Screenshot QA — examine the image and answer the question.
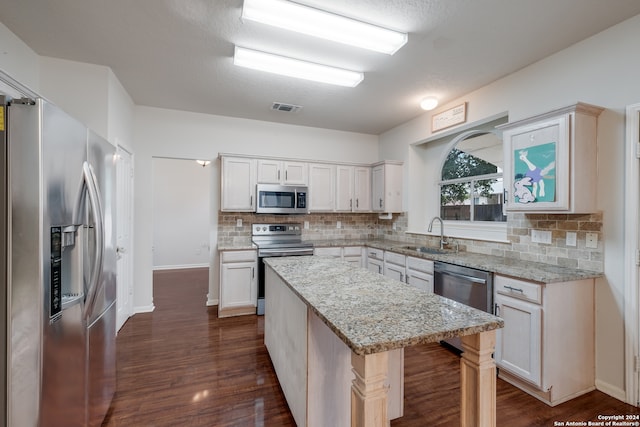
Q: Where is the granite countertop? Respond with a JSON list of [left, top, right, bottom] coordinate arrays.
[[264, 256, 504, 356], [218, 236, 603, 284], [312, 238, 602, 284]]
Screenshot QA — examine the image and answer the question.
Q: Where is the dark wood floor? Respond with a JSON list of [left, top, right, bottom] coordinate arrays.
[[103, 268, 639, 426]]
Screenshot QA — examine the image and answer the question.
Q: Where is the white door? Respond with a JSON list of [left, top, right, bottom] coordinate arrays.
[[116, 146, 134, 332]]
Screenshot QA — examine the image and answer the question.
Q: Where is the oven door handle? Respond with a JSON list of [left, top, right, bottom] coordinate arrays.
[[259, 248, 314, 257], [436, 269, 487, 285]]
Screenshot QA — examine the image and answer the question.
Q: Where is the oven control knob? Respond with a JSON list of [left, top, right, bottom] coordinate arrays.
[[262, 227, 267, 231], [294, 226, 300, 230], [255, 226, 260, 232]]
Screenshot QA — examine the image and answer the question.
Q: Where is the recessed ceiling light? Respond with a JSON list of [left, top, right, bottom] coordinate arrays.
[[234, 46, 364, 87], [420, 97, 439, 111], [242, 0, 408, 55]]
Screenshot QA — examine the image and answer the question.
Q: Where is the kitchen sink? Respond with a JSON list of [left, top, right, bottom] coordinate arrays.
[[395, 245, 450, 255]]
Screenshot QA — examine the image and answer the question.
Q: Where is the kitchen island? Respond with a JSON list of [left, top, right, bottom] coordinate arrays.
[[264, 256, 504, 427]]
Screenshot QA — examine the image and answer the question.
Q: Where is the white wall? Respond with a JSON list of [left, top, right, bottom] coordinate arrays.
[[152, 158, 211, 269], [0, 22, 39, 93], [132, 106, 379, 310], [380, 13, 640, 401]]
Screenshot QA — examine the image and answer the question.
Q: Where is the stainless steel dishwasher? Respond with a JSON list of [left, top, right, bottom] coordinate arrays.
[[433, 261, 493, 352]]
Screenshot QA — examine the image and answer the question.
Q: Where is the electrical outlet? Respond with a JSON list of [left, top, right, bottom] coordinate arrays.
[[566, 231, 577, 247], [236, 218, 243, 227], [585, 232, 598, 248], [531, 229, 552, 244], [336, 221, 342, 229]]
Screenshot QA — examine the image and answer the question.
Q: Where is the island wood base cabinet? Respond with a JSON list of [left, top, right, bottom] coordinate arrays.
[[494, 274, 595, 406], [265, 262, 500, 427], [264, 266, 404, 426]]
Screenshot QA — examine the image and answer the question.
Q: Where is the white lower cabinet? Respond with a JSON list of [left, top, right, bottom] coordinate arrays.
[[494, 292, 542, 386], [493, 274, 595, 406], [383, 251, 406, 282], [406, 256, 434, 293], [367, 249, 434, 292], [315, 246, 363, 267], [219, 250, 257, 318], [342, 246, 364, 267], [366, 248, 384, 274], [313, 247, 342, 258]]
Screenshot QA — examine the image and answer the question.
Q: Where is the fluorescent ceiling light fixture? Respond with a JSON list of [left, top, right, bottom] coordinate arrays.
[[234, 46, 364, 87], [242, 0, 408, 55]]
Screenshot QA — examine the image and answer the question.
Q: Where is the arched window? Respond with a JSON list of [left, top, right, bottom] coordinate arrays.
[[439, 130, 506, 222]]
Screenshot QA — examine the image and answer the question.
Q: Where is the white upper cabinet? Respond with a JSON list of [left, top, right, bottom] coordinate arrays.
[[335, 165, 354, 212], [372, 161, 403, 213], [354, 167, 372, 212], [308, 163, 335, 212], [336, 165, 372, 212], [220, 154, 398, 213], [257, 159, 307, 185], [501, 103, 603, 213], [221, 156, 256, 211]]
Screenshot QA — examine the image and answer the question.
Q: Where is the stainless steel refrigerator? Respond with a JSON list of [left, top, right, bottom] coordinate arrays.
[[1, 96, 117, 427]]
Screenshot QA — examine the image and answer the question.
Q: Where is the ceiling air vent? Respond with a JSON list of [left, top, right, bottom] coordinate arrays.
[[271, 102, 303, 113]]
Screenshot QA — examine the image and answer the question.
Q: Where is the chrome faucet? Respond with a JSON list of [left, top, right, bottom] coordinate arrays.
[[428, 216, 448, 249]]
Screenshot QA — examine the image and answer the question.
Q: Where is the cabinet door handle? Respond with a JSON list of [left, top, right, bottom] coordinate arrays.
[[378, 265, 382, 274], [350, 199, 353, 209], [494, 303, 500, 316], [285, 170, 288, 181], [400, 273, 404, 282], [250, 195, 253, 207], [379, 198, 383, 208], [356, 199, 359, 209], [504, 285, 524, 293], [278, 170, 281, 181], [252, 267, 255, 279]]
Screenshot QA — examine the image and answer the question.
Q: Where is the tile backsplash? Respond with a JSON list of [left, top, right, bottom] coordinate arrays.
[[218, 211, 603, 272]]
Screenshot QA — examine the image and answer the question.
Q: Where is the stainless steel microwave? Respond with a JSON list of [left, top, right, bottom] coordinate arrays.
[[256, 184, 308, 214]]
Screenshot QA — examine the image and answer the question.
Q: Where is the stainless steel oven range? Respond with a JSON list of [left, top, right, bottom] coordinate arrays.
[[252, 223, 314, 315]]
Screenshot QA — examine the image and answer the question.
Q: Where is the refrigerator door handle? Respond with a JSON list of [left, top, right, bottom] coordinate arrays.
[[81, 161, 105, 320]]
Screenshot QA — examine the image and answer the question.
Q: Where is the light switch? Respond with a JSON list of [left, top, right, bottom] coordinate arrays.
[[236, 218, 243, 227], [585, 232, 598, 248]]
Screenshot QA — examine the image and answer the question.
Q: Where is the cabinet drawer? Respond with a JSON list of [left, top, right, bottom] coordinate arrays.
[[384, 251, 405, 266], [406, 256, 434, 274], [495, 275, 542, 304], [221, 250, 257, 263], [367, 248, 384, 261], [343, 246, 363, 257], [314, 247, 342, 257]]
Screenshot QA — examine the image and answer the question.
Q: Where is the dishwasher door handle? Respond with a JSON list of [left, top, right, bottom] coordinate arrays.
[[436, 269, 487, 284]]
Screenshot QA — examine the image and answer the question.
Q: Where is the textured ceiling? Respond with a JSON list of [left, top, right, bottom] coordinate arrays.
[[1, 0, 640, 134]]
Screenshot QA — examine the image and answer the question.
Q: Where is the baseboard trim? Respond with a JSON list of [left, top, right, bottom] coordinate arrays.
[[207, 298, 219, 307], [134, 304, 155, 314], [595, 379, 627, 403]]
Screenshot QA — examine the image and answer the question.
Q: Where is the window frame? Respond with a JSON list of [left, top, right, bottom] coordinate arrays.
[[436, 128, 508, 241]]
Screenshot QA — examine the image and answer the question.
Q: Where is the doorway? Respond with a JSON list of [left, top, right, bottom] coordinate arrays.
[[116, 146, 134, 331], [151, 157, 211, 306]]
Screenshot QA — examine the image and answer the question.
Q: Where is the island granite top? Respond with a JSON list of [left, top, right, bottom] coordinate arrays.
[[264, 256, 504, 356]]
